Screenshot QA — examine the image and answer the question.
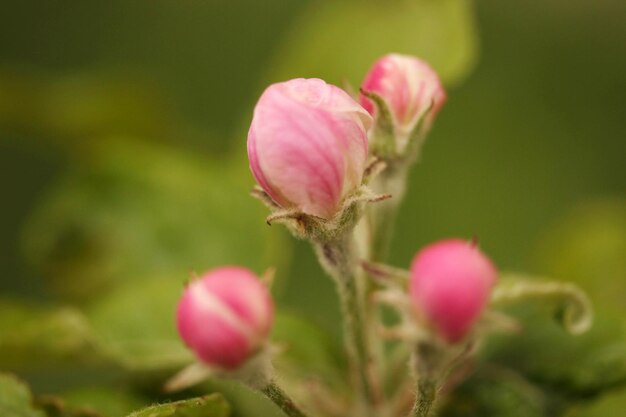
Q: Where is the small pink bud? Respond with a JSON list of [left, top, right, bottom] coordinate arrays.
[[409, 239, 497, 343], [248, 78, 372, 219], [360, 54, 446, 135], [176, 267, 274, 369]]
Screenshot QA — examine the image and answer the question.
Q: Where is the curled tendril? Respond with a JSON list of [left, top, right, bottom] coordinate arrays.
[[491, 274, 593, 335]]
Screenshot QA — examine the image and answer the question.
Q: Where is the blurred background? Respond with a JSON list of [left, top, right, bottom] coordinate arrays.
[[1, 0, 625, 416]]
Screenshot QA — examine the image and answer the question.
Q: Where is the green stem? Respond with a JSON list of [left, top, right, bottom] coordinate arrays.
[[369, 162, 409, 262], [261, 382, 310, 417], [314, 236, 379, 413], [409, 341, 443, 417], [411, 379, 436, 417]]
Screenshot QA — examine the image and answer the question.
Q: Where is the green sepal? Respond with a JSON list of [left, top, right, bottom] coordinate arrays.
[[254, 185, 389, 244], [360, 89, 397, 159], [492, 274, 593, 335], [403, 101, 435, 163]]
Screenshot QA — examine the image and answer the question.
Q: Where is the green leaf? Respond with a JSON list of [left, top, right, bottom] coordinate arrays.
[[61, 387, 147, 417], [0, 300, 100, 370], [0, 373, 46, 417], [35, 395, 105, 417], [272, 311, 347, 389], [21, 138, 289, 302], [566, 388, 626, 417], [264, 0, 478, 87], [125, 394, 229, 417], [533, 199, 626, 316], [483, 305, 626, 402], [86, 277, 193, 371], [440, 369, 550, 417], [471, 199, 626, 412], [0, 281, 186, 373], [195, 381, 282, 417], [0, 69, 180, 146]]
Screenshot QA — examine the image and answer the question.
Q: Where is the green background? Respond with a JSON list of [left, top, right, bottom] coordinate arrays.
[[1, 0, 625, 416]]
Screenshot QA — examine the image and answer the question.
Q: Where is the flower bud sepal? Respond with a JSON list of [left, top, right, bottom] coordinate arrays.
[[252, 168, 390, 244], [165, 345, 311, 417], [360, 88, 435, 164], [359, 89, 435, 262], [164, 342, 277, 393]]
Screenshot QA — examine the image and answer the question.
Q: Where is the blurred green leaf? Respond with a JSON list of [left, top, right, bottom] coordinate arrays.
[[565, 388, 626, 417], [35, 395, 104, 417], [196, 381, 282, 417], [0, 300, 100, 370], [61, 387, 146, 417], [21, 138, 288, 302], [86, 277, 192, 371], [3, 138, 291, 376], [464, 199, 626, 413], [0, 70, 180, 147], [533, 199, 626, 317], [0, 289, 185, 388], [0, 373, 45, 417], [272, 311, 347, 390], [125, 394, 229, 417], [265, 0, 478, 87], [485, 309, 626, 401], [440, 368, 550, 417]]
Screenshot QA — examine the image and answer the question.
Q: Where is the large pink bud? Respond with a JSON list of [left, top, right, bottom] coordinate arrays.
[[176, 267, 274, 369], [360, 54, 446, 137], [409, 239, 497, 343], [248, 78, 372, 219]]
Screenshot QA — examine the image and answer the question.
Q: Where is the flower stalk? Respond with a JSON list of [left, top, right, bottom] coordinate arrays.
[[262, 382, 312, 417], [409, 340, 444, 417], [368, 160, 410, 262], [314, 235, 380, 413]]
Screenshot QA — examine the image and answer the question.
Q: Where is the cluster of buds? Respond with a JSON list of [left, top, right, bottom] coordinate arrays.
[[247, 55, 446, 233], [168, 53, 592, 417]]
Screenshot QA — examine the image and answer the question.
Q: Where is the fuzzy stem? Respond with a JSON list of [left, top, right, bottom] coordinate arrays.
[[369, 161, 409, 262], [364, 161, 410, 413], [262, 382, 311, 417], [409, 341, 444, 417], [411, 379, 436, 417], [314, 236, 379, 413]]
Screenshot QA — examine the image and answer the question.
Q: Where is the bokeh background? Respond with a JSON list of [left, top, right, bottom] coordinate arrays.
[[1, 1, 625, 416]]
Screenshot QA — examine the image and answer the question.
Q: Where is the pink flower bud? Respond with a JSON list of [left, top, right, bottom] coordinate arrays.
[[248, 78, 372, 219], [409, 239, 497, 343], [360, 54, 446, 136], [176, 267, 274, 369]]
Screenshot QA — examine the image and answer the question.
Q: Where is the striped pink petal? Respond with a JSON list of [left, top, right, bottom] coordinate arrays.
[[361, 54, 446, 137], [176, 266, 274, 369], [248, 78, 371, 219]]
